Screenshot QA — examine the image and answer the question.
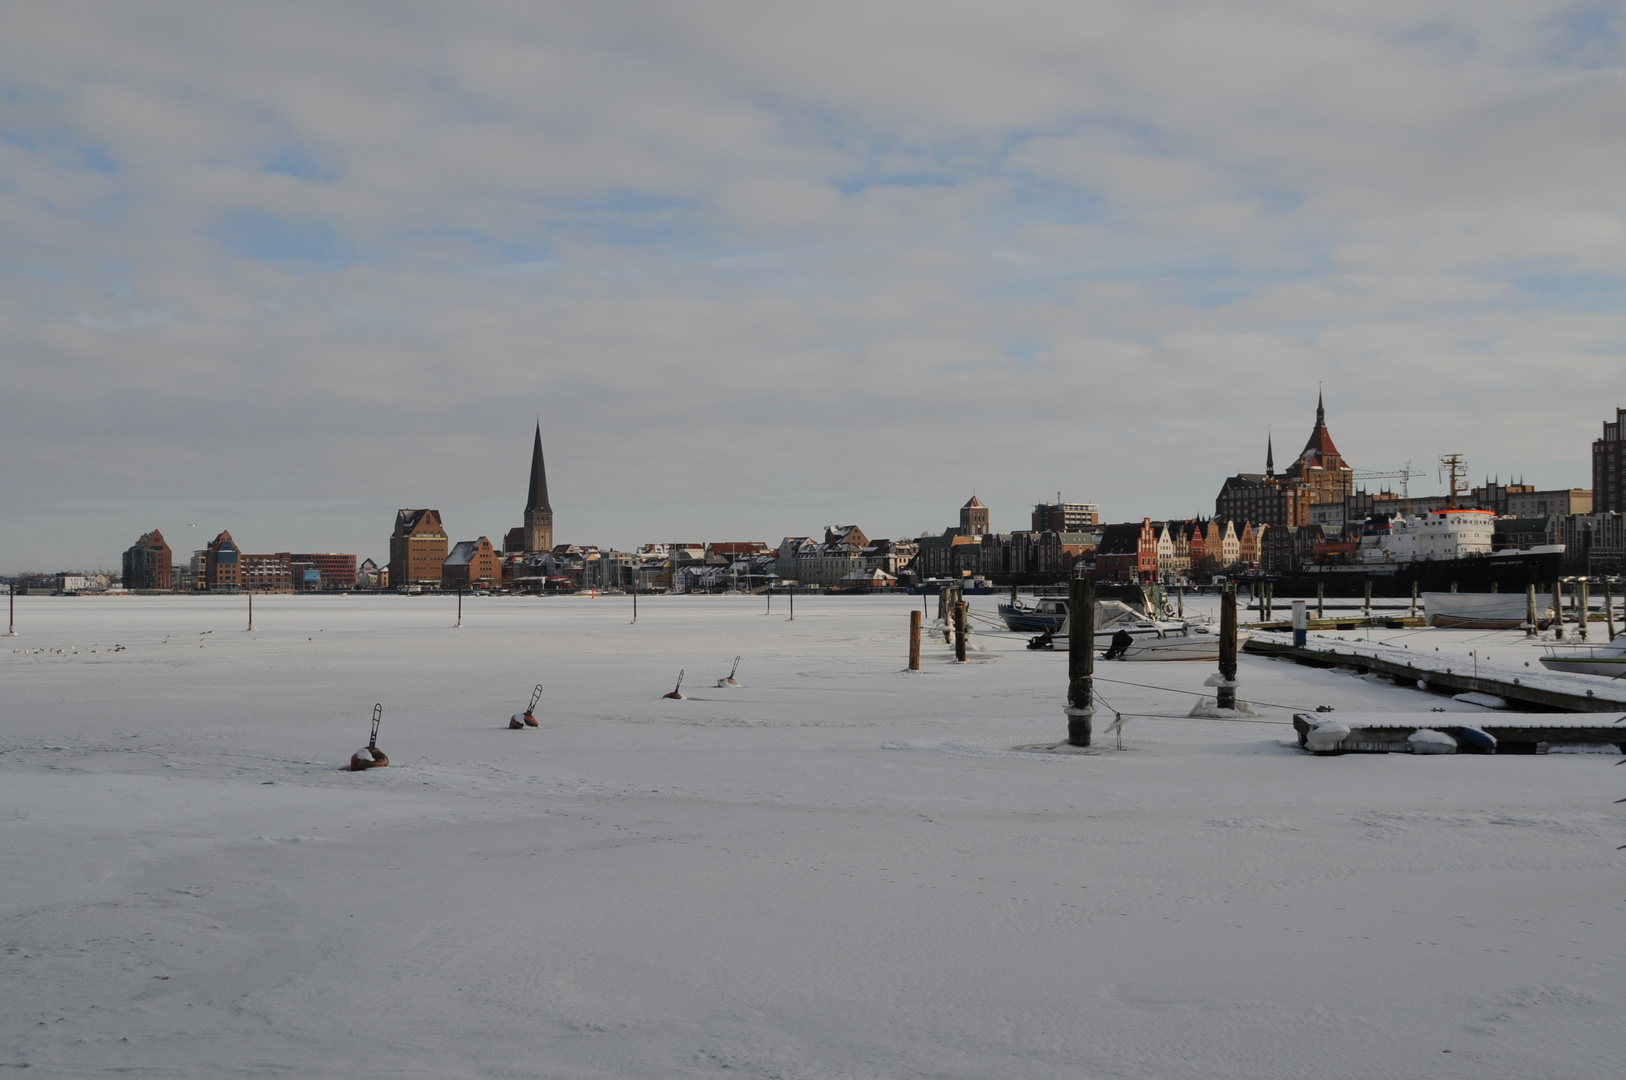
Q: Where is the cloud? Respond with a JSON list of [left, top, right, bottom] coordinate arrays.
[[1, 2, 1623, 568]]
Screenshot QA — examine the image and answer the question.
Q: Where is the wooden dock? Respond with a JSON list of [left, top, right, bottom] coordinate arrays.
[[1290, 712, 1626, 754], [1244, 634, 1626, 713]]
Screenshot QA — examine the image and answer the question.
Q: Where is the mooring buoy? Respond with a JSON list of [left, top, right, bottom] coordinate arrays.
[[350, 704, 389, 771], [663, 669, 685, 700]]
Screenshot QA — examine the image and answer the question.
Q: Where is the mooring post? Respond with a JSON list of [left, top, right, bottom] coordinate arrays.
[[457, 589, 463, 628], [247, 591, 254, 632], [937, 586, 947, 625], [1292, 599, 1307, 648], [1526, 584, 1538, 636], [1607, 580, 1616, 640], [789, 590, 794, 621], [8, 583, 15, 636], [1316, 582, 1324, 620], [632, 584, 638, 624], [1410, 581, 1417, 618], [908, 609, 922, 671], [766, 589, 771, 614], [953, 601, 968, 662], [1363, 581, 1372, 619], [1552, 580, 1564, 639], [1066, 578, 1094, 746], [1217, 586, 1238, 710], [1177, 586, 1184, 618], [1010, 582, 1018, 607], [1579, 580, 1590, 641]]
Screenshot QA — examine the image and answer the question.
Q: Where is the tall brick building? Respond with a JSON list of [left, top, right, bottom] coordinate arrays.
[[1594, 406, 1626, 514], [959, 496, 989, 536], [390, 509, 449, 586], [122, 529, 173, 590], [205, 530, 241, 590]]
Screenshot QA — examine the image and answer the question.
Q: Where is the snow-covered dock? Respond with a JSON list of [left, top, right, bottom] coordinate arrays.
[[1246, 630, 1626, 713]]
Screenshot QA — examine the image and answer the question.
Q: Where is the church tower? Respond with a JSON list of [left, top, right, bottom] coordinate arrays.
[[523, 422, 554, 553]]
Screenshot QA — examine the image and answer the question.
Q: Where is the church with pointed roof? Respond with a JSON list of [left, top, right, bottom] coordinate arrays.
[[520, 422, 554, 554], [1214, 393, 1353, 528]]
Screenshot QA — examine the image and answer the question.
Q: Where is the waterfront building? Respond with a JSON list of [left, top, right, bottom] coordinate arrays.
[[390, 509, 449, 586], [205, 530, 241, 590], [122, 529, 173, 591], [240, 553, 294, 592], [444, 536, 503, 590], [289, 553, 358, 590], [1031, 500, 1098, 532], [959, 497, 989, 537]]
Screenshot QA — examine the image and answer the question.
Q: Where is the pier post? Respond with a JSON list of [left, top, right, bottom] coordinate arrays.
[[247, 591, 254, 632], [1317, 582, 1324, 620], [632, 584, 638, 624], [1552, 580, 1564, 639], [1579, 580, 1589, 641], [1363, 581, 1372, 619], [1066, 578, 1094, 746], [1177, 587, 1184, 618], [1410, 581, 1418, 618], [908, 609, 922, 671], [1526, 584, 1538, 636], [1265, 583, 1274, 622], [8, 583, 15, 636], [953, 601, 968, 662], [1217, 586, 1238, 710], [457, 589, 462, 628], [1292, 599, 1307, 648], [789, 590, 794, 622], [1607, 580, 1616, 640]]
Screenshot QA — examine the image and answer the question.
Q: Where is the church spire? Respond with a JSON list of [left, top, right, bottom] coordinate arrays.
[[1316, 388, 1325, 429], [525, 420, 551, 513], [1265, 431, 1275, 478]]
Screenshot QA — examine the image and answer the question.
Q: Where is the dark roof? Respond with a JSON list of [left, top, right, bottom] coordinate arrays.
[[1096, 523, 1147, 556], [526, 421, 551, 513], [1298, 391, 1344, 466]]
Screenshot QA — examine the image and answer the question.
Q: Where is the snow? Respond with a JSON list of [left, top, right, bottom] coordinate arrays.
[[3, 592, 1623, 1078]]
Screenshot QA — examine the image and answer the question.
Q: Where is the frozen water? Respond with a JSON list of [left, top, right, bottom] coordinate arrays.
[[1, 592, 1622, 1078]]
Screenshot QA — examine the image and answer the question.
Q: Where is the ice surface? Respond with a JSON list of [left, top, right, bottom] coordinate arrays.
[[2, 593, 1623, 1078]]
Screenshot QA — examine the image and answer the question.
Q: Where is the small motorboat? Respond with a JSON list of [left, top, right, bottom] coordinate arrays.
[[1537, 633, 1626, 677], [1114, 622, 1248, 662], [999, 596, 1069, 633]]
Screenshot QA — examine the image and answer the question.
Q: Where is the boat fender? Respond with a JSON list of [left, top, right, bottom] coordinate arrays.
[[1408, 729, 1457, 755], [1456, 726, 1497, 752], [1305, 719, 1351, 753]]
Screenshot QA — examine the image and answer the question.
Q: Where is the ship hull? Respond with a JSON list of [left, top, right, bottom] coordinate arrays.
[[1260, 549, 1563, 599]]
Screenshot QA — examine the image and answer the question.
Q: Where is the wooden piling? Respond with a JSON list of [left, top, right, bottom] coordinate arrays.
[[1608, 580, 1616, 640], [457, 589, 463, 628], [1177, 587, 1184, 618], [1526, 584, 1538, 636], [1363, 581, 1372, 618], [632, 584, 638, 624], [1579, 580, 1590, 641], [1316, 582, 1324, 619], [1067, 579, 1094, 746], [909, 610, 922, 671], [1217, 586, 1238, 710], [789, 590, 794, 621], [1410, 581, 1417, 618], [953, 601, 968, 662], [7, 583, 14, 637], [247, 591, 254, 632], [1552, 580, 1563, 638]]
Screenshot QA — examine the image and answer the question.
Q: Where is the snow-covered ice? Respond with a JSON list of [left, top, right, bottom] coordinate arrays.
[[2, 592, 1622, 1078]]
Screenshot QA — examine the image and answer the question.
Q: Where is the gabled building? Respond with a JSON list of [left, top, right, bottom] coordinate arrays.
[[1094, 520, 1158, 583], [390, 509, 449, 587], [205, 530, 241, 591], [122, 529, 173, 591], [444, 536, 503, 590]]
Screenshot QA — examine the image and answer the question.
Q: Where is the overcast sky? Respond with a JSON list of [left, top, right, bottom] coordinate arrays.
[[4, 2, 1624, 572]]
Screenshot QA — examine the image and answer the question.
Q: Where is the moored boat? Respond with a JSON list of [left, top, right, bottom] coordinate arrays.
[[1537, 634, 1626, 677], [1424, 591, 1553, 630]]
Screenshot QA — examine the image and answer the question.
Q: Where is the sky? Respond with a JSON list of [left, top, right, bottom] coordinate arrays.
[[3, 2, 1625, 572]]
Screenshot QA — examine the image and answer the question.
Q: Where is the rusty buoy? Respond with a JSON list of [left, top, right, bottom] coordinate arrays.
[[350, 704, 388, 771]]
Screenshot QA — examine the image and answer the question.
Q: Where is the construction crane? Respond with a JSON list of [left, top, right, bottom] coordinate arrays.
[[1351, 462, 1425, 515]]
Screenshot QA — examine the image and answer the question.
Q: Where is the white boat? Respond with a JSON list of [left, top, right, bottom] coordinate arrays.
[[1424, 591, 1553, 630], [1537, 634, 1626, 677], [1041, 604, 1242, 661], [1116, 622, 1248, 662]]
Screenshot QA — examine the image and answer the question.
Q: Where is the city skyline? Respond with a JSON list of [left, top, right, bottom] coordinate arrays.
[[3, 5, 1621, 570]]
